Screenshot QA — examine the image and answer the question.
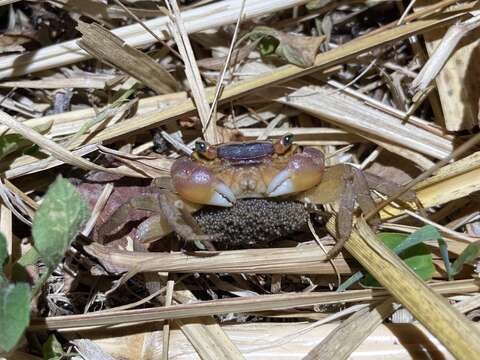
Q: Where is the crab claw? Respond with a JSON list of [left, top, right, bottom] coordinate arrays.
[[267, 147, 325, 197], [171, 158, 236, 207]]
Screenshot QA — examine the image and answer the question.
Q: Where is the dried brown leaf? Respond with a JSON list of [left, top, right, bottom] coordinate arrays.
[[76, 21, 178, 94]]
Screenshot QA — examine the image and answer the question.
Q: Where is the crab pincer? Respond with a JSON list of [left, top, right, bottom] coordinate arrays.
[[170, 158, 236, 207], [266, 147, 325, 197]]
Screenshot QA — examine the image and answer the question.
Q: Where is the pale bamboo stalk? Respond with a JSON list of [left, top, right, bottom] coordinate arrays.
[[68, 321, 468, 360], [304, 298, 399, 360], [0, 0, 309, 79], [28, 279, 479, 331], [174, 289, 245, 360]]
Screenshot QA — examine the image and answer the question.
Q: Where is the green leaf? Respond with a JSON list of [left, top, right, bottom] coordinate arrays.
[[338, 226, 440, 292], [336, 270, 364, 292], [438, 237, 453, 280], [0, 122, 51, 160], [451, 241, 480, 276], [0, 283, 31, 352], [0, 233, 7, 286], [360, 233, 434, 288], [42, 334, 64, 360], [0, 134, 30, 160], [390, 225, 440, 255], [12, 247, 40, 283], [32, 176, 89, 268]]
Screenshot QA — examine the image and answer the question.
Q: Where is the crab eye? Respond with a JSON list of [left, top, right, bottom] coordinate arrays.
[[195, 140, 208, 153], [194, 140, 217, 160], [281, 133, 294, 147], [274, 133, 295, 154]]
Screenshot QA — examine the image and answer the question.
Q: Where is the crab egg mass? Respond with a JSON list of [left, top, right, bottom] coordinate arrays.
[[193, 198, 309, 246]]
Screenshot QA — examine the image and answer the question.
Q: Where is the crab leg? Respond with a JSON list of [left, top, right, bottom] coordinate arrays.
[[157, 192, 220, 242], [326, 167, 381, 259], [363, 172, 418, 203], [97, 190, 215, 245], [97, 194, 164, 243]]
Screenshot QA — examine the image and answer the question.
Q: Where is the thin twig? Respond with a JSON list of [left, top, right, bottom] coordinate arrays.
[[205, 0, 247, 131]]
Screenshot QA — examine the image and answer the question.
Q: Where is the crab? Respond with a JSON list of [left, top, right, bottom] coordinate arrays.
[[98, 134, 416, 257]]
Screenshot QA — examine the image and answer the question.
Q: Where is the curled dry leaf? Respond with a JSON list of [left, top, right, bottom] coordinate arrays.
[[248, 26, 325, 67]]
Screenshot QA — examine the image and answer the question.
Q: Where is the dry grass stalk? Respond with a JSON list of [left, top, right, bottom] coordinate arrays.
[[76, 21, 177, 94], [58, 14, 465, 148], [417, 164, 480, 208], [325, 79, 449, 138], [0, 0, 309, 79], [166, 0, 219, 144], [0, 92, 188, 138], [366, 131, 480, 221], [70, 339, 116, 360], [454, 294, 480, 314], [85, 242, 342, 275], [3, 179, 38, 211], [81, 183, 114, 237], [205, 0, 246, 135], [336, 217, 480, 359], [29, 279, 480, 332], [0, 0, 20, 5], [3, 144, 96, 180], [84, 242, 448, 277], [0, 205, 12, 270], [0, 110, 132, 177], [274, 84, 452, 159], [239, 127, 362, 143], [162, 280, 175, 360], [175, 316, 245, 360], [0, 76, 119, 90]]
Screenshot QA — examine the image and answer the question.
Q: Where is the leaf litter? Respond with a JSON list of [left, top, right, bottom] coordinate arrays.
[[1, 0, 480, 359]]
